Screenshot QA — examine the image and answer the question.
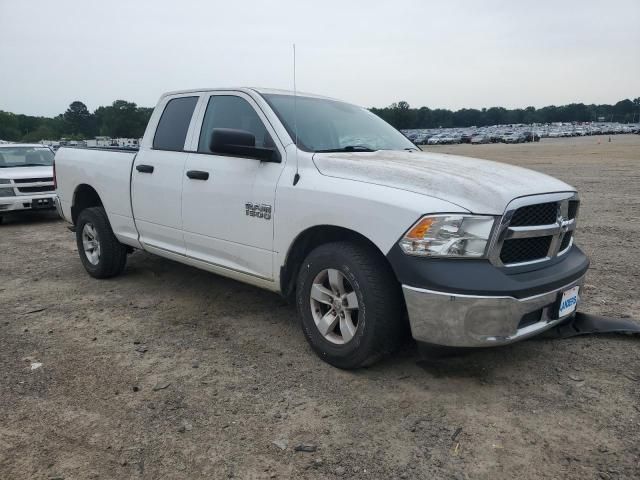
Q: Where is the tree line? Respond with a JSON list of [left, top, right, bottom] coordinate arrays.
[[371, 98, 640, 130], [1, 97, 639, 142], [0, 100, 153, 142]]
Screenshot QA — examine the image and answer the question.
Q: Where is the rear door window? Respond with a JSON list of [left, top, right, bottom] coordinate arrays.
[[153, 96, 199, 151]]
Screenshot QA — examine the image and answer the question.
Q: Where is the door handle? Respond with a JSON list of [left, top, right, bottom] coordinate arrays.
[[136, 164, 154, 173], [186, 170, 210, 181]]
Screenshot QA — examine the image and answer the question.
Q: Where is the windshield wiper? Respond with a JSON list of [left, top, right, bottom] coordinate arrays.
[[315, 145, 377, 153]]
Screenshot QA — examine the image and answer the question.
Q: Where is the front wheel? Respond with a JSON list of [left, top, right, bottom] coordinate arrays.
[[296, 241, 405, 369], [75, 207, 127, 278]]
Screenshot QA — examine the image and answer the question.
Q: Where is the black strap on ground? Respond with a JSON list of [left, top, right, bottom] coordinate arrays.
[[547, 311, 640, 339]]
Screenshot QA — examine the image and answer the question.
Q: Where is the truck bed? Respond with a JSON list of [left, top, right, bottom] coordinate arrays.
[[55, 147, 140, 247]]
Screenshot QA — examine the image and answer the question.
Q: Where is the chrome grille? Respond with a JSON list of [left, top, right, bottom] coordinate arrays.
[[17, 185, 55, 193], [490, 193, 579, 267], [559, 232, 573, 252], [500, 236, 553, 264], [11, 177, 55, 196], [509, 202, 558, 226], [13, 177, 54, 183]]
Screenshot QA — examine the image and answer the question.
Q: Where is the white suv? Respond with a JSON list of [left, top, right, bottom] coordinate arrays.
[[0, 144, 56, 223]]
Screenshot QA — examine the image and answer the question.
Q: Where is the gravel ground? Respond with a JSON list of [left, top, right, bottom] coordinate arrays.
[[1, 135, 638, 479]]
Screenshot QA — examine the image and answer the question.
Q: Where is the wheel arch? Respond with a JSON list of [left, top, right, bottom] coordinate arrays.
[[71, 184, 103, 224], [279, 224, 401, 302]]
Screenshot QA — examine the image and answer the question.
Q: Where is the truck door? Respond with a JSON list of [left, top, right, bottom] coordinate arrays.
[[132, 95, 200, 254], [181, 92, 285, 280]]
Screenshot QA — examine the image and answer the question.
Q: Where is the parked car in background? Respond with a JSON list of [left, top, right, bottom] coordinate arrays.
[[489, 133, 503, 143], [460, 133, 473, 144], [501, 132, 525, 143], [413, 133, 429, 145], [405, 132, 419, 142], [522, 131, 541, 142], [402, 122, 636, 146], [427, 134, 443, 145], [0, 144, 56, 224], [470, 134, 491, 144]]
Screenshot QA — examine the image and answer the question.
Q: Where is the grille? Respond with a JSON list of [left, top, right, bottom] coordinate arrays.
[[559, 232, 573, 251], [500, 236, 552, 264], [494, 196, 580, 266], [13, 177, 54, 183], [17, 186, 54, 193], [510, 202, 558, 226]]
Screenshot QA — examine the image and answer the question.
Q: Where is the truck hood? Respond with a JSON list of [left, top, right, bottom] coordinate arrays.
[[312, 150, 574, 214], [0, 165, 53, 179]]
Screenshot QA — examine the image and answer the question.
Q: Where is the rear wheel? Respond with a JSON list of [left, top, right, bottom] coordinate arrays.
[[296, 241, 405, 369], [75, 207, 127, 278]]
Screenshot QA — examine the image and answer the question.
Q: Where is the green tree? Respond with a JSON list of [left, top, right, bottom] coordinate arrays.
[[21, 125, 57, 143], [95, 100, 151, 138], [0, 111, 21, 141], [63, 101, 95, 137]]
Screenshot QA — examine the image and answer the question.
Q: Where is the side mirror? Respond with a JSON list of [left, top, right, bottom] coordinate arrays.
[[209, 128, 280, 163]]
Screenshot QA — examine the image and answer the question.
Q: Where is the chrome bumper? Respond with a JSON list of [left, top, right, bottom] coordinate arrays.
[[403, 274, 586, 347]]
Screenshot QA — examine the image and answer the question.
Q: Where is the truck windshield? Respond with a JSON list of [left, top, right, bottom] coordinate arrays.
[[0, 147, 54, 168], [262, 94, 417, 153]]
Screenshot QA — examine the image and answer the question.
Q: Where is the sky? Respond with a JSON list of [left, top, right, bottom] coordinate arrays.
[[0, 0, 638, 117]]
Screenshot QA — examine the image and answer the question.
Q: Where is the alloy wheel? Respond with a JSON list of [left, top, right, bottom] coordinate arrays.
[[82, 223, 101, 265], [309, 268, 360, 344]]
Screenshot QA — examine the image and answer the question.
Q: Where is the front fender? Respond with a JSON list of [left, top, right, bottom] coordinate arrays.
[[273, 172, 468, 280]]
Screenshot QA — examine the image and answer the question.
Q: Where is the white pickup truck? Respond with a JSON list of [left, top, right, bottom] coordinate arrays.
[[0, 143, 57, 223], [55, 88, 589, 368]]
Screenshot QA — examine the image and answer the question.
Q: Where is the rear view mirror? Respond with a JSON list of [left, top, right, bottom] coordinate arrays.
[[209, 128, 280, 162]]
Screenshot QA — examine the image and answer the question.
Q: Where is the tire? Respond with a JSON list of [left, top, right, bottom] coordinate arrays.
[[75, 207, 127, 279], [296, 241, 405, 369]]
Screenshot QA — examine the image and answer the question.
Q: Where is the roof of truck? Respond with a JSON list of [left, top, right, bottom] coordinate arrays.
[[159, 87, 341, 102]]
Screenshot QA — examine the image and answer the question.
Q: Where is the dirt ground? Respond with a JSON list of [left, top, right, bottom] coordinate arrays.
[[1, 134, 639, 479]]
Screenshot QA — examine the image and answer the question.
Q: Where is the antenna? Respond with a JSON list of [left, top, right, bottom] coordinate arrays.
[[293, 43, 300, 186]]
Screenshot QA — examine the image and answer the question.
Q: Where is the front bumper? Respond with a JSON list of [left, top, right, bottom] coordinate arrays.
[[403, 273, 586, 347], [0, 194, 56, 214], [387, 241, 590, 347]]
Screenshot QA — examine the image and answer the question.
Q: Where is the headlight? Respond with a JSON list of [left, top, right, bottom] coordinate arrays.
[[399, 214, 495, 257]]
